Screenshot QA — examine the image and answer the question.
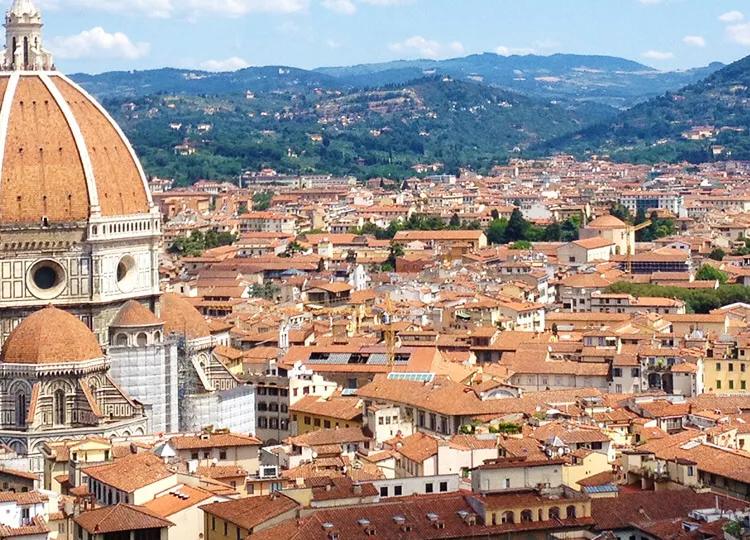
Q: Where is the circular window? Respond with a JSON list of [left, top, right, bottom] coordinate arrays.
[[116, 255, 137, 292], [27, 260, 66, 299]]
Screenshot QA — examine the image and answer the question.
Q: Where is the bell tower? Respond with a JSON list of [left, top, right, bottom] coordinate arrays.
[[3, 0, 53, 71]]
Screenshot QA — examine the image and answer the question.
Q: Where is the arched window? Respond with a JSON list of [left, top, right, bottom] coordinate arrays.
[[136, 333, 148, 347], [23, 37, 28, 69], [501, 511, 514, 524], [16, 393, 26, 427], [549, 507, 561, 520], [115, 333, 128, 347], [566, 506, 577, 519], [53, 389, 66, 426], [520, 510, 533, 523]]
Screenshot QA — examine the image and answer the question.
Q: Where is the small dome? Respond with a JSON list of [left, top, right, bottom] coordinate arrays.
[[587, 215, 627, 229], [2, 306, 103, 364], [111, 300, 162, 328], [160, 293, 210, 340]]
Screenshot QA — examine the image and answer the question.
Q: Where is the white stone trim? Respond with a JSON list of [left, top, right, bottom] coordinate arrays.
[[0, 73, 19, 188], [55, 73, 155, 209], [39, 73, 101, 217]]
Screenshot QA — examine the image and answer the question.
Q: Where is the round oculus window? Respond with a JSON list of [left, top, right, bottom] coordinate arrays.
[[116, 255, 137, 292], [27, 260, 66, 299]]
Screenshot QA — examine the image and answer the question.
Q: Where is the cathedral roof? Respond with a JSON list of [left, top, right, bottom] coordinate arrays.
[[111, 300, 162, 328], [1, 306, 103, 364], [160, 293, 211, 340], [0, 73, 152, 225]]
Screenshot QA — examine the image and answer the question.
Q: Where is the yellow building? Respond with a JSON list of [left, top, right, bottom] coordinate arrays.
[[562, 450, 611, 491], [290, 396, 363, 436], [704, 342, 750, 393], [202, 494, 299, 540]]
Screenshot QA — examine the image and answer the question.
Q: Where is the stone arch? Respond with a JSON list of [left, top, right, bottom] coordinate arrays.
[[566, 505, 577, 519], [115, 333, 128, 346], [549, 506, 561, 520], [501, 511, 515, 524], [136, 332, 148, 347], [520, 509, 533, 523]]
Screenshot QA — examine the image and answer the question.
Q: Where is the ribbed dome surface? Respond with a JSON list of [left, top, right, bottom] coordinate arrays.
[[0, 73, 151, 225], [1, 305, 103, 364]]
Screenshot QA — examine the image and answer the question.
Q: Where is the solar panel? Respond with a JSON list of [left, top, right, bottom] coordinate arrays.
[[366, 353, 388, 365], [387, 373, 435, 383], [582, 485, 618, 494]]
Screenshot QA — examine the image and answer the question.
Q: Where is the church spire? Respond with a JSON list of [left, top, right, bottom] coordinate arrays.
[[3, 0, 53, 71]]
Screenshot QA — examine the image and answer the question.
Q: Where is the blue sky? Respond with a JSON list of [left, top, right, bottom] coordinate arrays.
[[32, 0, 750, 74]]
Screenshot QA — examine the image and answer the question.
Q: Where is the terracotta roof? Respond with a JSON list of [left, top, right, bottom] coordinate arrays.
[[251, 492, 593, 540], [83, 453, 173, 493], [0, 491, 47, 504], [75, 504, 173, 534], [591, 491, 745, 531], [289, 396, 362, 421], [111, 301, 162, 328], [310, 478, 378, 502], [200, 493, 299, 531], [160, 293, 211, 339], [286, 427, 371, 447], [168, 432, 261, 450], [1, 306, 102, 364], [394, 432, 439, 463], [144, 485, 214, 517], [573, 237, 615, 250]]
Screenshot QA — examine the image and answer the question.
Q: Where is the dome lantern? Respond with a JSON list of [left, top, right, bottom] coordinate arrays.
[[3, 0, 53, 71]]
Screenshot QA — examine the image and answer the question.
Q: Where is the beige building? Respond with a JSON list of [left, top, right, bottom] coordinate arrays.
[[580, 214, 633, 255]]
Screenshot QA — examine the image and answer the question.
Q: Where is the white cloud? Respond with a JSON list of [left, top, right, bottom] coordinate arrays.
[[496, 45, 536, 56], [39, 0, 309, 19], [682, 35, 706, 47], [200, 56, 250, 71], [322, 0, 355, 14], [50, 27, 150, 59], [389, 36, 464, 59], [642, 50, 674, 61], [727, 23, 750, 46], [719, 10, 744, 23]]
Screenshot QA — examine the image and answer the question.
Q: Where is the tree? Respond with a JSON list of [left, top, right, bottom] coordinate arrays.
[[486, 219, 508, 245], [708, 248, 726, 261], [609, 203, 632, 224], [505, 208, 529, 242], [449, 213, 461, 229], [509, 240, 533, 250], [696, 265, 728, 284], [490, 209, 500, 221]]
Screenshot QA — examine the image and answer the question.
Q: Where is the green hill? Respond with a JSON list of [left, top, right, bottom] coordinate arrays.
[[537, 55, 750, 163], [110, 77, 613, 184]]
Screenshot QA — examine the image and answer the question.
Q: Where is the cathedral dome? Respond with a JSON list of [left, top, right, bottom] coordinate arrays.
[[0, 73, 152, 225], [160, 293, 211, 340], [1, 305, 103, 364]]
